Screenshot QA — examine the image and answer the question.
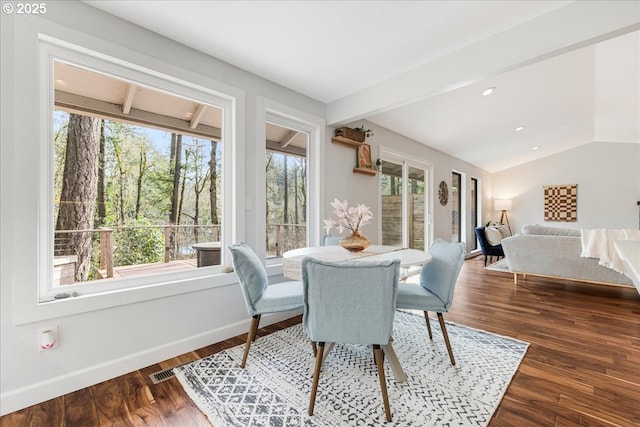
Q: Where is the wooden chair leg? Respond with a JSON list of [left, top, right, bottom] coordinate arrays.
[[309, 342, 325, 416], [251, 314, 261, 342], [241, 315, 260, 368], [311, 341, 317, 357], [423, 311, 433, 340], [374, 345, 392, 422], [437, 313, 455, 365]]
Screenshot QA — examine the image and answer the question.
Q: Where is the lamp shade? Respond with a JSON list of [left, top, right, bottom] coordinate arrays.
[[494, 199, 512, 211]]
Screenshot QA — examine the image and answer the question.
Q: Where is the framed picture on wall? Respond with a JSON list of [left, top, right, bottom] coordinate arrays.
[[544, 184, 578, 221], [357, 143, 373, 169]]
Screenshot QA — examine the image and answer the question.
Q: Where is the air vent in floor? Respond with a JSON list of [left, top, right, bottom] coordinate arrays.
[[149, 368, 175, 384]]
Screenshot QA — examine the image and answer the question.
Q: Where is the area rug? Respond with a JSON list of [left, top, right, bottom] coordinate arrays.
[[485, 258, 511, 273], [174, 311, 529, 426]]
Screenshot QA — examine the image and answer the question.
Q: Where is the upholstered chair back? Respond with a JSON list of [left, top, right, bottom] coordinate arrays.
[[228, 243, 269, 316], [419, 239, 466, 310], [321, 235, 342, 246], [302, 258, 400, 345]]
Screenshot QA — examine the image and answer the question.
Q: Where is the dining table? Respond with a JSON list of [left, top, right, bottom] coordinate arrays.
[[282, 244, 431, 281], [282, 244, 432, 382]]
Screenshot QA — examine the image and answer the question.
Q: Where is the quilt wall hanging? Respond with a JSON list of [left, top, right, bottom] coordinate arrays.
[[544, 184, 577, 222]]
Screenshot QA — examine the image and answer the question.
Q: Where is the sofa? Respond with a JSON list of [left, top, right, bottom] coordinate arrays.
[[501, 224, 633, 287]]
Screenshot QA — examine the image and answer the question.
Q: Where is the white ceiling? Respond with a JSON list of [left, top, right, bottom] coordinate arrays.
[[85, 1, 640, 172]]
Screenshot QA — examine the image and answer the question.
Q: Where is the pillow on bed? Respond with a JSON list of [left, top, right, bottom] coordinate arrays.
[[485, 226, 503, 246]]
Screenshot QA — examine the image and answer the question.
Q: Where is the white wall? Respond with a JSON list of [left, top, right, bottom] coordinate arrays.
[[323, 121, 492, 251], [492, 142, 640, 232], [0, 2, 325, 414]]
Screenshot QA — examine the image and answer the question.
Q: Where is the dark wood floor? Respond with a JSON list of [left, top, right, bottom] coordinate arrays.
[[2, 256, 639, 426]]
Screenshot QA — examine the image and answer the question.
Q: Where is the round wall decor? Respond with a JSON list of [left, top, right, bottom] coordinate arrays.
[[438, 181, 449, 206]]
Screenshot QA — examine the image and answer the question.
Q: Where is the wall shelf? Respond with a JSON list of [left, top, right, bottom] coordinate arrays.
[[331, 136, 362, 149], [331, 136, 377, 176], [353, 167, 378, 176]]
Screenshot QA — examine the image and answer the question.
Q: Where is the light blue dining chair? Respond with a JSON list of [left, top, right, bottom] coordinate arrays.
[[395, 239, 465, 365], [302, 257, 401, 422], [321, 234, 342, 246], [228, 243, 304, 368]]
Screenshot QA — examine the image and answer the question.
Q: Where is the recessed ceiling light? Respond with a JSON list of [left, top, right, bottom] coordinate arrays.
[[515, 126, 525, 132], [532, 146, 540, 150], [481, 87, 496, 97]]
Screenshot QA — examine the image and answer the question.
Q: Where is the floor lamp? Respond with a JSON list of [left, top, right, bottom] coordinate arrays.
[[494, 199, 513, 235]]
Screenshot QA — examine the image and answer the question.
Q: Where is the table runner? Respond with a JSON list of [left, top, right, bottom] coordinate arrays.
[[283, 245, 405, 280]]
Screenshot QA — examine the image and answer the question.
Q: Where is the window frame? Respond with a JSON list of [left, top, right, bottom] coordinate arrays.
[[451, 171, 464, 243], [469, 176, 480, 251], [256, 97, 325, 269], [378, 147, 432, 249], [13, 37, 242, 324], [264, 124, 309, 259]]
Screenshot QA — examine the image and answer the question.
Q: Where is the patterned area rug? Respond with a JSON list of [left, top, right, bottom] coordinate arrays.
[[485, 259, 511, 273], [174, 311, 528, 426]]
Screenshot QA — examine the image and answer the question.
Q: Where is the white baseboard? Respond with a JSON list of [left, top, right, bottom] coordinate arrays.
[[0, 311, 300, 415]]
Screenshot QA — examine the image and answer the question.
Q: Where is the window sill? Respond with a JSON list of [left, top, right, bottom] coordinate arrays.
[[16, 268, 240, 325]]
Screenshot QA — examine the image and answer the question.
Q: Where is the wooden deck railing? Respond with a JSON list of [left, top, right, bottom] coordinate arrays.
[[54, 223, 306, 281], [54, 224, 222, 279], [266, 224, 307, 257]]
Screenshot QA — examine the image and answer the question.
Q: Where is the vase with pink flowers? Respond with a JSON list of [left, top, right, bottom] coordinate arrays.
[[323, 199, 373, 253]]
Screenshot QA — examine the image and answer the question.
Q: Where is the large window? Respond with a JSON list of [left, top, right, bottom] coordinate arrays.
[[40, 45, 234, 302], [265, 122, 308, 258]]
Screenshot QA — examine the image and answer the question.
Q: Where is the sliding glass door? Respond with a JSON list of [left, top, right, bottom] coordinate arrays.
[[469, 177, 479, 250], [451, 172, 462, 243], [380, 154, 430, 250]]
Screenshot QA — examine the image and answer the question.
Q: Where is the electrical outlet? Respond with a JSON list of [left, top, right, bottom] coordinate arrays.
[[38, 326, 58, 351]]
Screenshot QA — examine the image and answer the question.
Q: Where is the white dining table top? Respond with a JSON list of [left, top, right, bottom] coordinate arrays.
[[282, 245, 431, 280], [613, 240, 640, 294]]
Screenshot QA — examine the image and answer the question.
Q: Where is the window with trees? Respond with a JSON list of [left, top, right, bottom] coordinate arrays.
[[45, 56, 230, 300], [265, 122, 308, 258]]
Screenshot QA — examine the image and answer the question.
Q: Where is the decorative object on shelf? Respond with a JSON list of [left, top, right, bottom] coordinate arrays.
[[544, 184, 577, 222], [335, 127, 366, 142], [355, 125, 374, 138], [494, 199, 513, 235], [356, 143, 373, 169], [331, 127, 378, 176], [438, 181, 449, 206], [323, 198, 373, 253]]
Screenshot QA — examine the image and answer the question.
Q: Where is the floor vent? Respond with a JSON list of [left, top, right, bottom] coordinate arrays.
[[149, 368, 176, 384]]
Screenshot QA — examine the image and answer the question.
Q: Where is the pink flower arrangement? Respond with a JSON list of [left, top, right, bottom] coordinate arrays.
[[323, 198, 373, 235]]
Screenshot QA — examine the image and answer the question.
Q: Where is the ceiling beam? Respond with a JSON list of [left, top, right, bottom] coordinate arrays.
[[190, 104, 207, 129], [266, 139, 306, 157], [56, 90, 222, 140], [122, 84, 136, 114], [280, 130, 298, 148], [326, 1, 640, 125]]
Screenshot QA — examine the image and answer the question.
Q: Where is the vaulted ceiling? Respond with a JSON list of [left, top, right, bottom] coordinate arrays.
[[84, 1, 640, 172]]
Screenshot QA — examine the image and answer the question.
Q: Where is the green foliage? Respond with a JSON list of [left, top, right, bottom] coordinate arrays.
[[113, 219, 164, 266], [355, 125, 374, 138]]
